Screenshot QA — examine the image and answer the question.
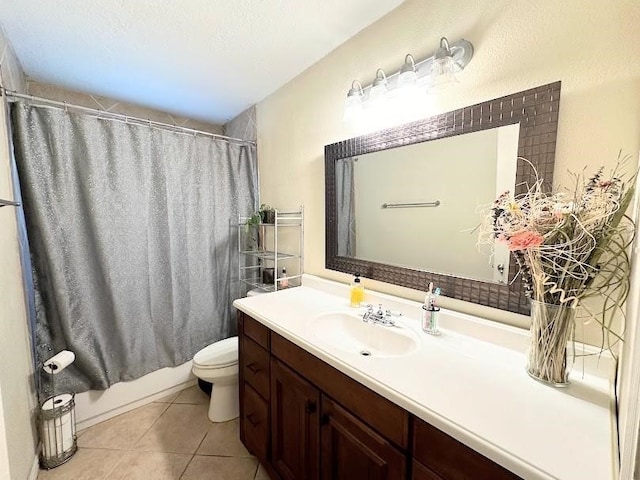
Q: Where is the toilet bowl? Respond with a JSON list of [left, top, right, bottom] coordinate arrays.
[[192, 337, 239, 422], [192, 288, 266, 422]]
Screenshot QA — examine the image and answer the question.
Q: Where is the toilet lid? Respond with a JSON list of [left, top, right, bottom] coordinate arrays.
[[193, 337, 238, 368]]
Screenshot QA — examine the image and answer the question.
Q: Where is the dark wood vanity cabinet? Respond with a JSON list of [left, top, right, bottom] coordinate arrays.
[[271, 358, 320, 480], [238, 312, 520, 480], [320, 396, 406, 480]]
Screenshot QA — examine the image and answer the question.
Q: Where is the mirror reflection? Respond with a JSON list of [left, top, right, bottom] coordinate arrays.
[[335, 124, 520, 283]]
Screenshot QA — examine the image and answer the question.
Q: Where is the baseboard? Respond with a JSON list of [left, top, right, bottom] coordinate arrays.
[[74, 361, 196, 431], [27, 454, 38, 480]]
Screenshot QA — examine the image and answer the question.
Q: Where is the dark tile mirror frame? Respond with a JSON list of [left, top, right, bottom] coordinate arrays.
[[325, 82, 561, 315]]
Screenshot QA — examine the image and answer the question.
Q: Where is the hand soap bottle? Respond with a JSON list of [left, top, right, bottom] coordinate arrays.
[[279, 268, 289, 289], [350, 274, 364, 307]]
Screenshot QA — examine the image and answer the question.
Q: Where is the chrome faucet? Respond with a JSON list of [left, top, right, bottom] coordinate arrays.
[[362, 304, 399, 326]]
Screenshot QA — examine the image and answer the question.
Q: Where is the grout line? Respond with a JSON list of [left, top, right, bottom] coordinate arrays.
[[191, 421, 211, 457], [100, 446, 128, 480], [178, 454, 195, 479], [135, 401, 172, 444]]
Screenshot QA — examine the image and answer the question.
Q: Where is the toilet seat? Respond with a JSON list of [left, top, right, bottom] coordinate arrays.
[[193, 336, 238, 369]]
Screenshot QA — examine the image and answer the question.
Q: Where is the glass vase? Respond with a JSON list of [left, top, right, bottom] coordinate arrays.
[[526, 300, 576, 387]]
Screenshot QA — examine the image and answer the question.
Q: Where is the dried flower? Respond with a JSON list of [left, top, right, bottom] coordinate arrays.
[[506, 230, 544, 251], [478, 155, 636, 351]]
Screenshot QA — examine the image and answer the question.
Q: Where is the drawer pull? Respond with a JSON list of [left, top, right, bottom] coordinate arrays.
[[246, 363, 260, 374], [246, 413, 260, 427]]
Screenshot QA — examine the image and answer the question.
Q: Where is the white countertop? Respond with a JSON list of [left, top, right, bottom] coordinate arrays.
[[233, 275, 617, 480]]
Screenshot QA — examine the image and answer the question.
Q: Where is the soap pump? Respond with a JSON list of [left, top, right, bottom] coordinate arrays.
[[350, 274, 364, 307]]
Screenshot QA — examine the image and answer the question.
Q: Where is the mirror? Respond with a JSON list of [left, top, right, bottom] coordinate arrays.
[[336, 124, 519, 284], [325, 82, 561, 315]]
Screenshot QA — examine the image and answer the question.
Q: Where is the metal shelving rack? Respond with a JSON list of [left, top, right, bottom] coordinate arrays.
[[238, 206, 304, 292]]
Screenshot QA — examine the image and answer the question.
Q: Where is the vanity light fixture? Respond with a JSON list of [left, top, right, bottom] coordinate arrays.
[[343, 81, 364, 122], [343, 36, 473, 124], [367, 69, 389, 112], [397, 54, 418, 90], [430, 37, 459, 89]]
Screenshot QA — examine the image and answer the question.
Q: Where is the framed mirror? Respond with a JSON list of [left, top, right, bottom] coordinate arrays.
[[325, 82, 561, 315]]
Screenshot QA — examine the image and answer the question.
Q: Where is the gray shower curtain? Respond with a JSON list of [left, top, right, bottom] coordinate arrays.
[[11, 102, 258, 394], [336, 157, 356, 256]]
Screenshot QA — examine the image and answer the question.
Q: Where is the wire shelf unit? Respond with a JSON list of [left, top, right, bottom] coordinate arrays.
[[238, 206, 304, 293]]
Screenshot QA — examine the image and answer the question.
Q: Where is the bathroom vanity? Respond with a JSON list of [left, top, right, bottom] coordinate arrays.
[[233, 276, 616, 480]]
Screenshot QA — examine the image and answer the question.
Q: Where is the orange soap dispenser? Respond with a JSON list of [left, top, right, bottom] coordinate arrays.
[[350, 274, 364, 307]]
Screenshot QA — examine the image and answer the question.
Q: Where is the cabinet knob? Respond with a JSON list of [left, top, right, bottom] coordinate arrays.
[[320, 414, 330, 426], [246, 413, 259, 427], [305, 401, 317, 414]]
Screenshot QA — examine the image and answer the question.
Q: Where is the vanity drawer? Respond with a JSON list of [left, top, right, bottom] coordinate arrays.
[[241, 383, 269, 462], [243, 313, 270, 349], [271, 332, 409, 450], [413, 417, 521, 480], [243, 336, 270, 399]]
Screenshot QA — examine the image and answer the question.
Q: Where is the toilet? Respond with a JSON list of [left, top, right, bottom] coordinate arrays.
[[192, 288, 266, 422]]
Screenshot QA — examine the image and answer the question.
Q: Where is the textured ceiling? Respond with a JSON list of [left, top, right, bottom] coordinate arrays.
[[0, 0, 404, 123]]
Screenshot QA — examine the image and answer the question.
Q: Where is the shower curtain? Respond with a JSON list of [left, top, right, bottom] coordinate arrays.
[[336, 157, 356, 256], [10, 102, 258, 394]]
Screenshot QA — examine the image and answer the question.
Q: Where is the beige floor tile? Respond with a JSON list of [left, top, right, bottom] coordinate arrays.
[[37, 448, 123, 480], [255, 464, 272, 480], [181, 456, 257, 480], [78, 402, 169, 450], [134, 404, 210, 454], [173, 385, 209, 405], [105, 451, 191, 480], [155, 392, 180, 403], [197, 418, 251, 457]]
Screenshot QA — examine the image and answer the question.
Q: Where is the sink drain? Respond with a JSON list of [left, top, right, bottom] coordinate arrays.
[[359, 350, 372, 357]]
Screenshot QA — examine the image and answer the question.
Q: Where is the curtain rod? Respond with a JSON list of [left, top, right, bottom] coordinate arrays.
[[1, 88, 256, 146]]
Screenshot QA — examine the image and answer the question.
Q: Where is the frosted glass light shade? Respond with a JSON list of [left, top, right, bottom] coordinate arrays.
[[430, 55, 459, 90], [368, 82, 388, 105], [344, 94, 363, 122]]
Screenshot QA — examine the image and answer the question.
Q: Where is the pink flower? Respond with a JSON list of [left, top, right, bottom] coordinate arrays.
[[507, 230, 544, 251]]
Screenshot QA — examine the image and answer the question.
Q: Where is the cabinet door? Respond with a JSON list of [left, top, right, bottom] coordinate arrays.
[[271, 358, 320, 480], [320, 396, 406, 480]]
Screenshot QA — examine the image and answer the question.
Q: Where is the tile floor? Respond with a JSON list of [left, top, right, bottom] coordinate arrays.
[[38, 385, 271, 480]]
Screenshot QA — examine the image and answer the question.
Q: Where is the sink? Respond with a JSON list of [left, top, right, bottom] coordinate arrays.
[[308, 310, 420, 358]]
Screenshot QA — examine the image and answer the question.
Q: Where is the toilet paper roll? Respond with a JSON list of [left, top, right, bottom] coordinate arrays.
[[43, 350, 75, 375], [41, 394, 75, 458]]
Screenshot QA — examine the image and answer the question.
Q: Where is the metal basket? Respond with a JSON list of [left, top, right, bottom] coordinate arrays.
[[38, 393, 78, 470]]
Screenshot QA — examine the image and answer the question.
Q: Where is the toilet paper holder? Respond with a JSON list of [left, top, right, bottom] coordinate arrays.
[[38, 351, 78, 470]]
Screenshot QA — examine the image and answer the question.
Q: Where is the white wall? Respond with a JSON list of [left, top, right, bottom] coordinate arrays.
[[0, 27, 37, 480], [27, 81, 224, 135], [256, 0, 640, 340]]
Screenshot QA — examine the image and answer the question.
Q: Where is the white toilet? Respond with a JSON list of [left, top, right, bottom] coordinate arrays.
[[192, 336, 239, 422], [192, 288, 265, 422]]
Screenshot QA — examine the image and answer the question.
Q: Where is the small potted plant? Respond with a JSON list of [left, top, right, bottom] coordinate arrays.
[[259, 204, 276, 224]]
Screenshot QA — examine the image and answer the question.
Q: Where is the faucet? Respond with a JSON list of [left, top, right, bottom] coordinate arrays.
[[362, 304, 399, 326]]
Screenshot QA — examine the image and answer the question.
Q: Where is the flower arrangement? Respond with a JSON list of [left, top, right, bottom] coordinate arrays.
[[480, 157, 636, 384]]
